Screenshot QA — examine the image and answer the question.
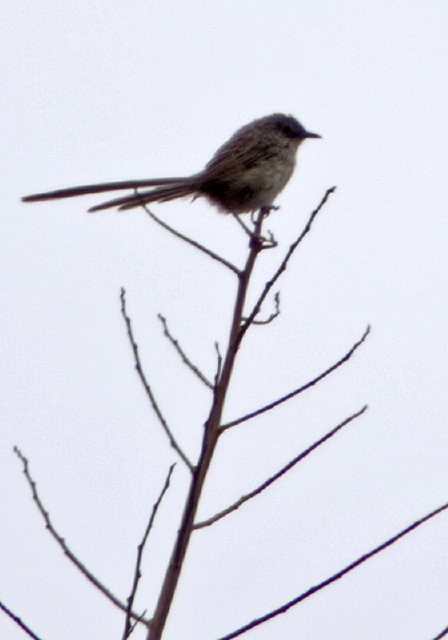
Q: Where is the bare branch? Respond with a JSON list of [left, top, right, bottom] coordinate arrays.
[[221, 325, 370, 431], [194, 406, 367, 529], [123, 464, 175, 639], [0, 599, 44, 640], [143, 205, 240, 275], [231, 212, 254, 240], [218, 500, 448, 639], [157, 314, 213, 389], [127, 611, 148, 638], [120, 289, 194, 471], [262, 229, 278, 249], [148, 210, 268, 640], [232, 212, 277, 249], [214, 342, 223, 388], [13, 447, 149, 626], [238, 187, 336, 345], [433, 625, 448, 640], [249, 291, 280, 325]]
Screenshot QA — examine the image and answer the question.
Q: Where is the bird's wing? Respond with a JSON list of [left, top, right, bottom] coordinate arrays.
[[203, 126, 279, 182]]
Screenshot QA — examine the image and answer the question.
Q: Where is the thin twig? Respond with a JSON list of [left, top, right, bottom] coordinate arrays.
[[231, 212, 254, 239], [262, 229, 278, 249], [250, 291, 280, 325], [222, 325, 370, 431], [143, 206, 240, 275], [127, 610, 149, 639], [123, 464, 175, 639], [432, 625, 448, 640], [218, 500, 448, 639], [232, 212, 277, 248], [194, 406, 367, 529], [237, 187, 336, 346], [158, 314, 213, 389], [214, 342, 223, 388], [13, 447, 148, 625], [0, 599, 44, 640], [120, 289, 194, 471]]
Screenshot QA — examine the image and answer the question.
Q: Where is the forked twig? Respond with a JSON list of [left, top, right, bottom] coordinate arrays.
[[123, 464, 175, 639], [126, 611, 148, 639], [194, 406, 367, 529], [231, 212, 254, 239], [221, 325, 370, 431], [13, 447, 148, 625], [218, 499, 448, 639], [120, 289, 194, 471], [230, 212, 278, 247], [143, 205, 240, 275], [250, 291, 280, 325], [238, 187, 336, 346], [158, 314, 213, 389]]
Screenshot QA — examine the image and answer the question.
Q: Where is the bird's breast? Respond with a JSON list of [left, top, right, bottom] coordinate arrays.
[[201, 154, 296, 214]]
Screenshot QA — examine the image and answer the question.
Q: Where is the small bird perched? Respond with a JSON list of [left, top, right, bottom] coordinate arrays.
[[22, 114, 320, 214]]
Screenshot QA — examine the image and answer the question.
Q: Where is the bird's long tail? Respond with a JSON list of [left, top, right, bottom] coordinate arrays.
[[22, 178, 197, 212], [89, 182, 196, 212]]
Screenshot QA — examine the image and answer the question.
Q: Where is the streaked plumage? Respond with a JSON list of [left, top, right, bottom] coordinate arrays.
[[22, 114, 320, 214]]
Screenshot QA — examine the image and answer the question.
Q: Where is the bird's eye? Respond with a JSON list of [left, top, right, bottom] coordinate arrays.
[[277, 122, 299, 138]]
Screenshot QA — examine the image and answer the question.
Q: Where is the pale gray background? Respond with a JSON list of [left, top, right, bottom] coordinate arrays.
[[2, 1, 448, 639]]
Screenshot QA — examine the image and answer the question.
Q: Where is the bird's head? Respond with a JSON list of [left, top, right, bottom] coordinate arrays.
[[265, 113, 321, 141]]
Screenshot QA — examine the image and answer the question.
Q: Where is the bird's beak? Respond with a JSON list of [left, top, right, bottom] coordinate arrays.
[[305, 131, 321, 139]]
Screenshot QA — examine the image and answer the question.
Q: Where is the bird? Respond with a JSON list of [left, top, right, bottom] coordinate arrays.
[[22, 114, 320, 215]]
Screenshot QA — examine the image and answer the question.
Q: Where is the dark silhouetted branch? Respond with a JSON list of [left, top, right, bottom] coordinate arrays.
[[143, 206, 240, 275], [0, 599, 44, 640], [218, 500, 448, 639], [250, 291, 280, 325], [237, 187, 336, 345], [13, 447, 148, 626], [222, 325, 370, 431], [214, 342, 223, 388], [231, 212, 254, 240], [148, 209, 269, 640], [231, 212, 277, 249], [120, 289, 193, 471], [158, 314, 213, 389], [194, 406, 367, 529], [123, 464, 175, 639], [432, 625, 448, 639]]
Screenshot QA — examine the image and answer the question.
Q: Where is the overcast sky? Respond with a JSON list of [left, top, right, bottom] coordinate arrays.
[[2, 1, 448, 639]]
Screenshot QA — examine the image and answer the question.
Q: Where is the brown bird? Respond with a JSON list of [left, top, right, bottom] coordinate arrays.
[[22, 114, 320, 214]]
